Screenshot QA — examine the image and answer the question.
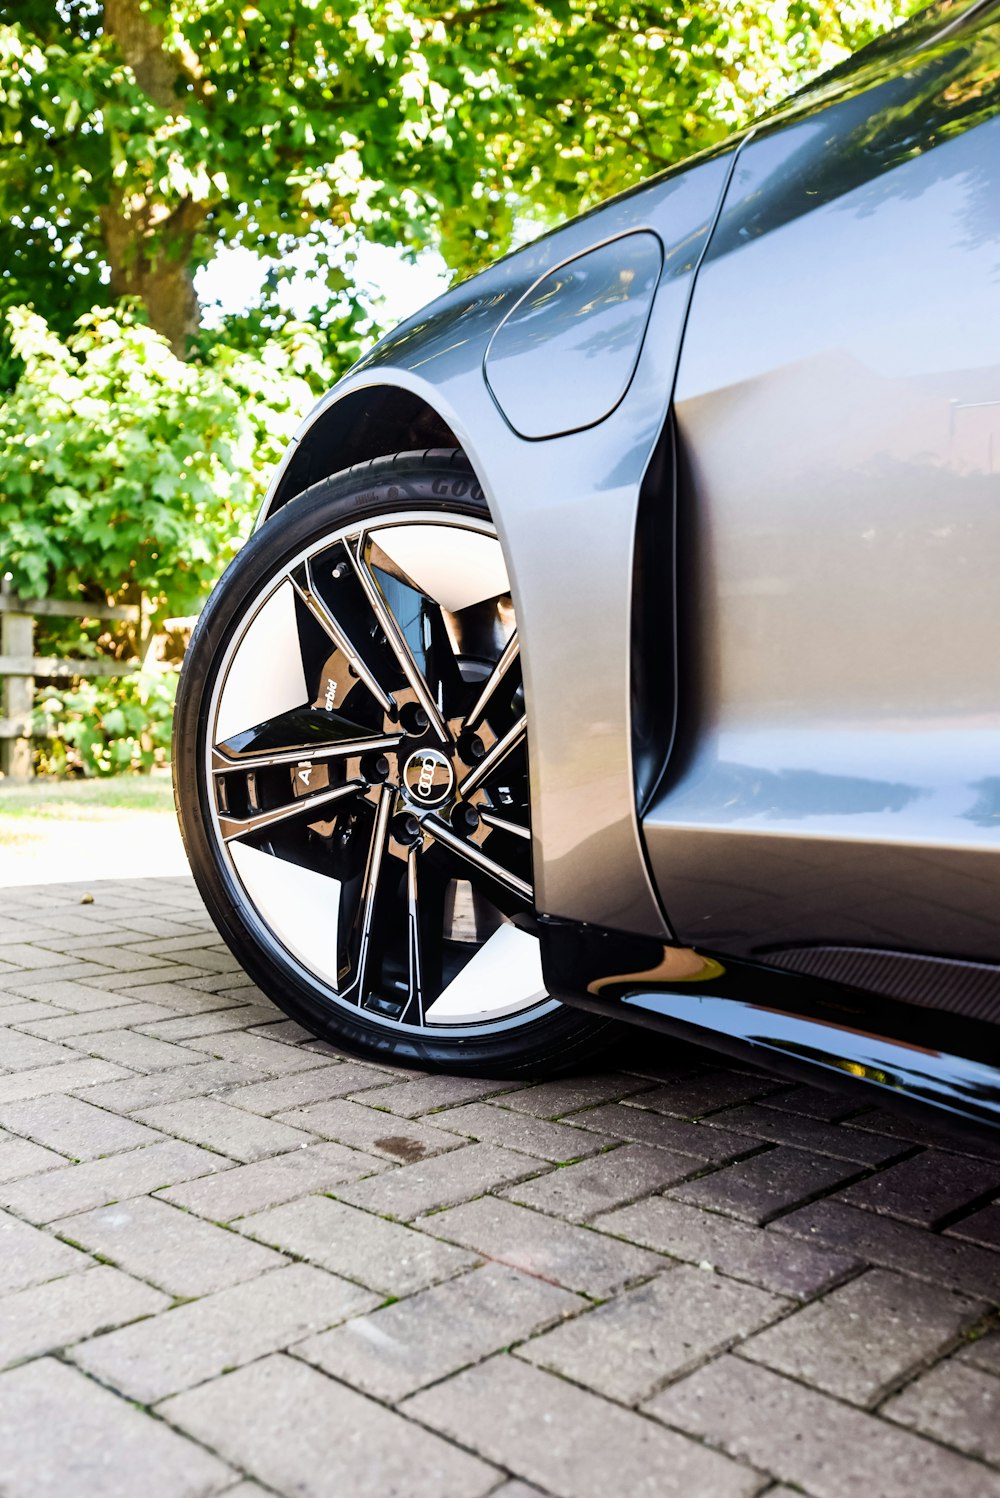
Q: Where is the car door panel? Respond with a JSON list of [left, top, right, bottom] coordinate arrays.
[[645, 15, 1000, 961]]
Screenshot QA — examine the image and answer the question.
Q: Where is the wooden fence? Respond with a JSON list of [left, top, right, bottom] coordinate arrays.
[[0, 581, 142, 780]]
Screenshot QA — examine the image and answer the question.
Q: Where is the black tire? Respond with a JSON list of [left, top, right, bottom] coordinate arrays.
[[173, 449, 617, 1075]]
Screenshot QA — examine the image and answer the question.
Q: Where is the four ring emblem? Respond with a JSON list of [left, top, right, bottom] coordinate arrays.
[[402, 747, 455, 808]]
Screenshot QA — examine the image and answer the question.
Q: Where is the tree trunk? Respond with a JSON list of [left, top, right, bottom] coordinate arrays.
[[100, 0, 204, 358]]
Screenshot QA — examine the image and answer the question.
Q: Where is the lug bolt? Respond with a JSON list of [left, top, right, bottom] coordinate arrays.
[[391, 812, 422, 846], [400, 702, 430, 735], [459, 730, 486, 763], [361, 752, 390, 783], [452, 802, 480, 835]]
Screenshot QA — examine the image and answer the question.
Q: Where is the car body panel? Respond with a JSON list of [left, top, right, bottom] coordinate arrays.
[[646, 11, 1000, 962], [483, 230, 664, 439]]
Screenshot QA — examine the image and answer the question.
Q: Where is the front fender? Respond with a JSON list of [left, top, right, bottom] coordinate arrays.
[[257, 145, 738, 936]]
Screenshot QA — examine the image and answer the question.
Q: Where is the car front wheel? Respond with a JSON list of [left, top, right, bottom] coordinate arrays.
[[173, 449, 615, 1075]]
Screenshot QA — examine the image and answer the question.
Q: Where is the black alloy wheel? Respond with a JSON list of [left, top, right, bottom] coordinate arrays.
[[173, 450, 615, 1074]]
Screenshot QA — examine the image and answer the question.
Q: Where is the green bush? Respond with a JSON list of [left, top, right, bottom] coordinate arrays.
[[30, 667, 178, 778], [0, 303, 340, 775], [0, 304, 332, 616]]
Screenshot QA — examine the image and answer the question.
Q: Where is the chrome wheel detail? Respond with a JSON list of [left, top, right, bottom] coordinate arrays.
[[205, 509, 552, 1039]]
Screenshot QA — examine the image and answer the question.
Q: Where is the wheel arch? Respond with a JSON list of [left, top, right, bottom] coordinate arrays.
[[259, 382, 461, 525]]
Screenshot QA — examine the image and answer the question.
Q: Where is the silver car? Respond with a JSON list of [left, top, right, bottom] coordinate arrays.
[[175, 0, 1000, 1132]]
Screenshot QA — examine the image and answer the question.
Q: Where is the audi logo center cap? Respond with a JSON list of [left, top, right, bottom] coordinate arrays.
[[402, 748, 455, 808]]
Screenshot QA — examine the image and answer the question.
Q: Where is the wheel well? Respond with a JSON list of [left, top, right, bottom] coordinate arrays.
[[267, 386, 459, 517]]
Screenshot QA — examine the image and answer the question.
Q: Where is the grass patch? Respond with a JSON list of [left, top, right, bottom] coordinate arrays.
[[0, 771, 175, 830]]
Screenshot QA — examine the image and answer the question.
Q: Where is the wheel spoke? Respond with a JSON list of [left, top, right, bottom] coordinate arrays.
[[221, 779, 364, 843], [370, 522, 511, 614], [290, 563, 395, 714], [423, 813, 532, 901], [423, 923, 547, 1023], [214, 578, 308, 746], [479, 810, 531, 840], [404, 844, 424, 1026], [212, 733, 401, 776], [227, 842, 345, 992], [215, 697, 384, 756], [466, 631, 519, 730], [346, 540, 449, 744], [458, 715, 527, 799], [353, 784, 394, 999]]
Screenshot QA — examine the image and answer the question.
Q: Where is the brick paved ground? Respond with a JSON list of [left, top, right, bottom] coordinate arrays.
[[1, 874, 999, 1498]]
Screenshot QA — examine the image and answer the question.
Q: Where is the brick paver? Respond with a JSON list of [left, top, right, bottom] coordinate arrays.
[[0, 1092, 164, 1158], [238, 1191, 478, 1295], [296, 1262, 581, 1402], [75, 1057, 263, 1113], [161, 1354, 499, 1497], [0, 1135, 66, 1181], [963, 1330, 1000, 1373], [56, 1194, 286, 1295], [218, 1060, 395, 1115], [64, 1028, 207, 1072], [947, 1201, 1000, 1248], [882, 1358, 1000, 1464], [332, 1140, 541, 1219], [0, 1358, 234, 1497], [425, 1098, 617, 1160], [647, 1353, 1000, 1498], [595, 1194, 862, 1298], [0, 1262, 169, 1367], [670, 1143, 864, 1224], [0, 1206, 90, 1293], [155, 1139, 389, 1220], [501, 1140, 696, 1219], [517, 1263, 785, 1403], [739, 1265, 985, 1405], [404, 1354, 761, 1498], [772, 1196, 1000, 1298], [273, 1095, 466, 1160], [346, 1071, 513, 1116], [72, 1262, 378, 1403], [420, 1193, 663, 1296], [0, 1136, 230, 1223], [566, 1099, 757, 1162], [0, 873, 998, 1497], [133, 1094, 317, 1161], [837, 1148, 1000, 1227]]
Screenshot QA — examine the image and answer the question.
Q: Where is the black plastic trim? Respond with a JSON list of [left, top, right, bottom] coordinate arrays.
[[760, 944, 1000, 1025], [268, 390, 458, 518], [540, 917, 1000, 1134], [630, 417, 677, 816]]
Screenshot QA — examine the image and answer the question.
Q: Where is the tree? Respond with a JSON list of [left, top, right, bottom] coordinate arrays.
[[0, 0, 919, 773], [1, 0, 917, 357]]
